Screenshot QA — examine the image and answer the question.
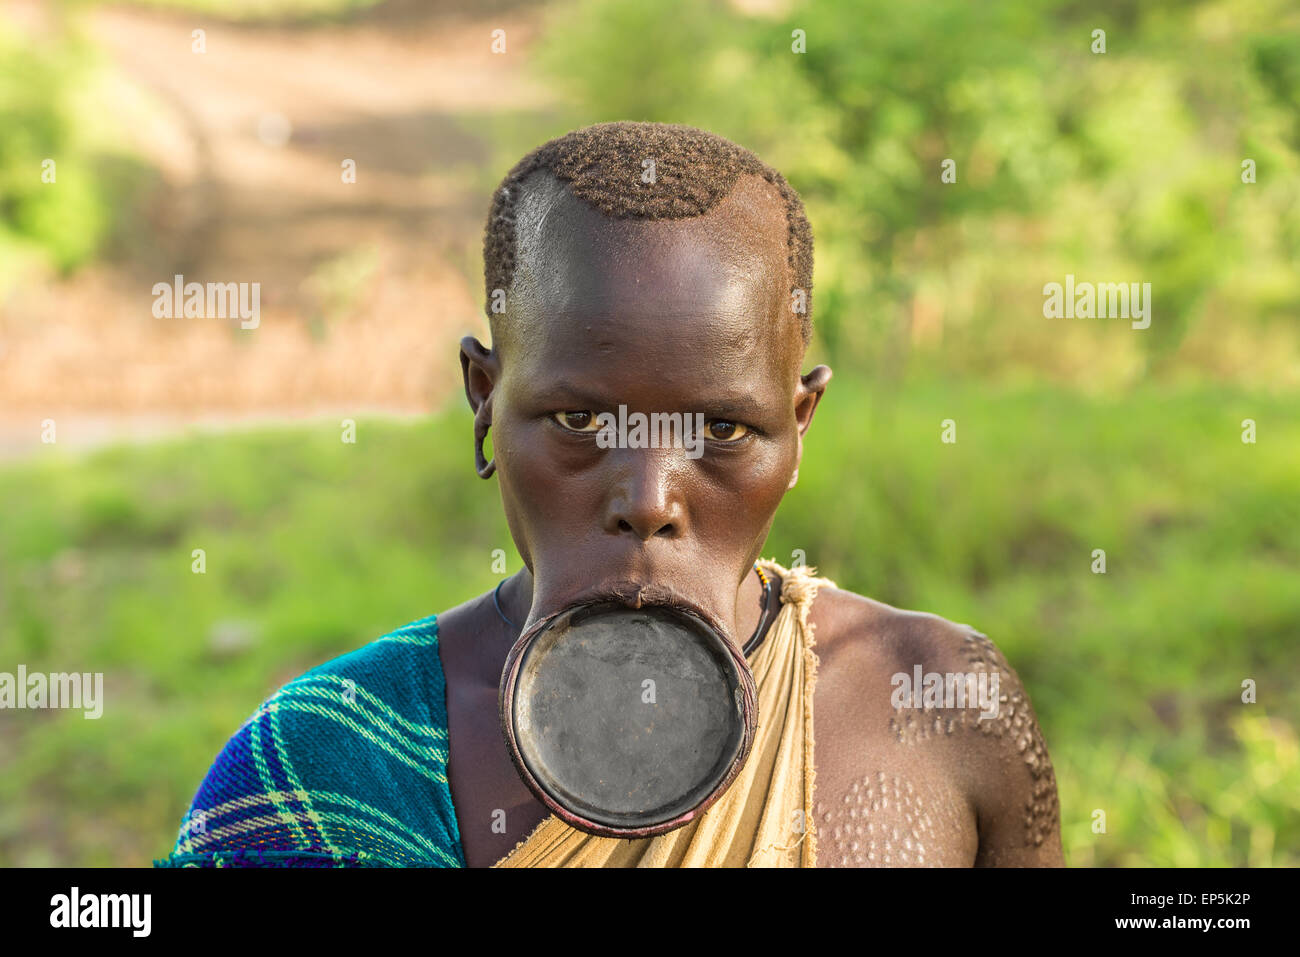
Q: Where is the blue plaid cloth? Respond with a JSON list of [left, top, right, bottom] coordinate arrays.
[[155, 614, 465, 867]]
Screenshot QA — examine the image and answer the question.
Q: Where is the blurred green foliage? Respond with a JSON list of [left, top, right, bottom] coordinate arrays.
[[1, 383, 1296, 866], [527, 0, 1300, 382], [8, 0, 1297, 382], [0, 19, 109, 281]]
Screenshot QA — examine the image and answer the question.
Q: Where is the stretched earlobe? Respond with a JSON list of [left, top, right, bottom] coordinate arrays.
[[474, 410, 496, 479], [788, 467, 799, 490], [461, 335, 499, 479]]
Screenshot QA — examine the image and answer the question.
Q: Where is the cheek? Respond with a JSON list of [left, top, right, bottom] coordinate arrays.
[[495, 422, 540, 527], [492, 417, 532, 546], [697, 439, 796, 533], [495, 418, 597, 533]]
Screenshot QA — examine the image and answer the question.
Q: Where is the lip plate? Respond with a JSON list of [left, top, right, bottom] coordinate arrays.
[[499, 599, 759, 839]]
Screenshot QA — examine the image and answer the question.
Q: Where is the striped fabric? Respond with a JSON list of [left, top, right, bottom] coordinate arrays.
[[155, 614, 466, 868]]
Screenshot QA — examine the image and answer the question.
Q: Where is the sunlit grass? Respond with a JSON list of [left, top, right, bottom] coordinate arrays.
[[1, 379, 1295, 865]]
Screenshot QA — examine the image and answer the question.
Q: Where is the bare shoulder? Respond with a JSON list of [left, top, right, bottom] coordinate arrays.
[[808, 584, 984, 670], [808, 583, 1039, 706], [808, 583, 1065, 866]]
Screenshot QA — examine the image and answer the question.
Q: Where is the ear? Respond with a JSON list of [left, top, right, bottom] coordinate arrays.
[[794, 364, 831, 436], [460, 335, 500, 417], [789, 364, 831, 489]]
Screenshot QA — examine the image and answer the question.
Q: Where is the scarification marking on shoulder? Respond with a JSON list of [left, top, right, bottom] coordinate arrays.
[[886, 628, 1060, 847]]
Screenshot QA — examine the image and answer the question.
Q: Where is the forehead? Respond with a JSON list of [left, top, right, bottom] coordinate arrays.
[[502, 172, 799, 400]]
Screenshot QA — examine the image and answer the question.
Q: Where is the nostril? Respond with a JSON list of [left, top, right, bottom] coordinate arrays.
[[615, 518, 677, 538]]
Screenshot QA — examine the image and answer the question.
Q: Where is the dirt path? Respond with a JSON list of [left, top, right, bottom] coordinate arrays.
[[0, 0, 557, 458]]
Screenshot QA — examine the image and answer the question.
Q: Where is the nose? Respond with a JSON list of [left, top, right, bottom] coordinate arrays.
[[603, 448, 687, 541]]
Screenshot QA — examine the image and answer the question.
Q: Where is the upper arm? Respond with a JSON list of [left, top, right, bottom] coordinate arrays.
[[812, 591, 1063, 867], [863, 604, 1064, 866], [953, 629, 1064, 867]]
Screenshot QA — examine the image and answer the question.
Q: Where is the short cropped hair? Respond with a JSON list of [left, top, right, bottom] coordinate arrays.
[[483, 121, 814, 343]]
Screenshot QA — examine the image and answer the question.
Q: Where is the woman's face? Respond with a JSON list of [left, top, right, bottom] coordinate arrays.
[[463, 173, 830, 639]]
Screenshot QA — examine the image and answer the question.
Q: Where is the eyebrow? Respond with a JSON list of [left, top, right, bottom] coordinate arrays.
[[539, 380, 772, 420]]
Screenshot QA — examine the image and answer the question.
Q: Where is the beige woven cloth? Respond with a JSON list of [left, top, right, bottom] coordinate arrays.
[[493, 559, 834, 868]]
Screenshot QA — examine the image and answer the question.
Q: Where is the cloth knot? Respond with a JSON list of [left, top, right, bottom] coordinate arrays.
[[757, 558, 834, 610]]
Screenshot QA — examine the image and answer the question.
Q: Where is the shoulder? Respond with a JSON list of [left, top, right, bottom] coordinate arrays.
[[156, 613, 465, 868], [289, 612, 450, 712], [808, 583, 992, 677], [809, 583, 1063, 864], [810, 585, 1046, 771]]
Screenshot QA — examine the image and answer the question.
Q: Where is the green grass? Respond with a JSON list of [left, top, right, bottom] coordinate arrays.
[[1, 380, 1296, 866]]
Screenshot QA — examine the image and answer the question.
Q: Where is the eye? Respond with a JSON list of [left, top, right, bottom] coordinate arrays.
[[706, 419, 749, 442], [553, 410, 602, 433]]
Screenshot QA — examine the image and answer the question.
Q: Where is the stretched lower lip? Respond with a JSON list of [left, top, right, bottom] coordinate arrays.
[[554, 583, 735, 646]]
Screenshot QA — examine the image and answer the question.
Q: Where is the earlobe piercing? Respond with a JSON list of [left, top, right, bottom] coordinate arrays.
[[474, 414, 496, 479]]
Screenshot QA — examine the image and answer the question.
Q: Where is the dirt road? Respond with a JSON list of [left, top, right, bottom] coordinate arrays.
[[0, 0, 557, 457]]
